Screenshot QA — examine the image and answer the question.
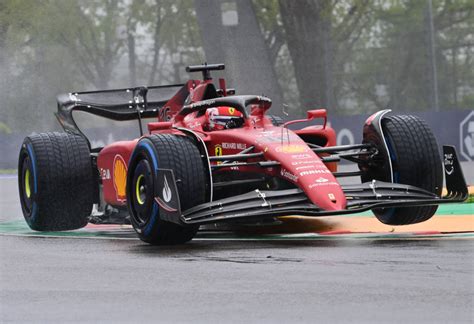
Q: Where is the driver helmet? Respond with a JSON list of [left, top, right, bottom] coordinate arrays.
[[205, 106, 244, 131]]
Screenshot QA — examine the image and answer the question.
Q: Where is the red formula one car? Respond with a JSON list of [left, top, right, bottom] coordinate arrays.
[[18, 64, 468, 244]]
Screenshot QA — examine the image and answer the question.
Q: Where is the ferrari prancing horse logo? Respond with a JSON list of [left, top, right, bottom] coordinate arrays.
[[215, 144, 223, 156]]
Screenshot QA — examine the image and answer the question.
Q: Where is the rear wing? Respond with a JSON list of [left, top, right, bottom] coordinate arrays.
[[55, 84, 186, 138]]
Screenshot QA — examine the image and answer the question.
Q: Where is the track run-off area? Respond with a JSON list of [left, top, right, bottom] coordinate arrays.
[[1, 176, 473, 323], [1, 172, 472, 242], [0, 203, 473, 241]]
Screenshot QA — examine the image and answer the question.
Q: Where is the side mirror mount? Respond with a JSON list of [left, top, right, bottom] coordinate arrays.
[[307, 109, 327, 128]]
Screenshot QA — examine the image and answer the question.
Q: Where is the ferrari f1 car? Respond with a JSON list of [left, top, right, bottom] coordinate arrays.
[[18, 63, 468, 244]]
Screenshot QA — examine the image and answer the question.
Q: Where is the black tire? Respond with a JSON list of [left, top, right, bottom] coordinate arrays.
[[126, 134, 207, 244], [371, 115, 443, 225], [267, 115, 284, 126], [18, 132, 94, 231]]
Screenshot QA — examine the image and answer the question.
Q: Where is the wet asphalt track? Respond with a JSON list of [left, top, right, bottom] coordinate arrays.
[[1, 177, 473, 323]]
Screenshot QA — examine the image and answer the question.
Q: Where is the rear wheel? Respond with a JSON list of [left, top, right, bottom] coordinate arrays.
[[126, 134, 207, 244], [18, 132, 94, 231], [365, 115, 443, 225]]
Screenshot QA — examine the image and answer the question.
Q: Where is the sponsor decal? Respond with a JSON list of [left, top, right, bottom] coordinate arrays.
[[328, 193, 336, 201], [214, 144, 223, 156], [276, 144, 308, 153], [295, 165, 315, 171], [68, 93, 80, 102], [444, 152, 454, 175], [100, 168, 111, 180], [315, 177, 328, 183], [290, 154, 313, 160], [299, 169, 331, 176], [228, 107, 236, 115], [255, 130, 299, 144], [222, 142, 247, 150], [188, 121, 201, 129], [163, 175, 172, 203], [460, 111, 474, 161], [309, 182, 339, 189], [214, 145, 223, 165], [291, 159, 322, 165], [154, 170, 180, 214], [256, 136, 281, 143], [192, 99, 216, 108], [280, 168, 298, 182], [257, 131, 276, 136], [113, 155, 127, 202], [159, 106, 171, 121]]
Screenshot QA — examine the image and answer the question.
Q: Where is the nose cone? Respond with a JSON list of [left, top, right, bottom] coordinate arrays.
[[281, 160, 346, 211], [299, 173, 346, 211], [261, 139, 346, 211]]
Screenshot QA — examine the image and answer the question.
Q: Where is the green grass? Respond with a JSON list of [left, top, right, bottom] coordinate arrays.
[[0, 169, 16, 175]]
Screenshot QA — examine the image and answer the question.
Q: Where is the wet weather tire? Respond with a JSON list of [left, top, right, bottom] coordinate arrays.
[[18, 132, 94, 231], [126, 134, 207, 245], [372, 115, 443, 225]]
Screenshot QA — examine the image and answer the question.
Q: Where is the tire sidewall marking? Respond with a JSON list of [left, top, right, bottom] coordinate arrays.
[[129, 139, 160, 236], [24, 143, 38, 222]]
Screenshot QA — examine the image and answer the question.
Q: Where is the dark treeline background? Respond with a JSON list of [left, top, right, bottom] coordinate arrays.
[[0, 0, 473, 134]]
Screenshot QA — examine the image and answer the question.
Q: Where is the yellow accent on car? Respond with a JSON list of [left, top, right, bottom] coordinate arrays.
[[113, 155, 127, 201], [136, 174, 145, 205], [25, 169, 31, 198], [215, 145, 223, 156]]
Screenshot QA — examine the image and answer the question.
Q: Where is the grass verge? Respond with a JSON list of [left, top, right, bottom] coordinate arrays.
[[0, 169, 16, 175]]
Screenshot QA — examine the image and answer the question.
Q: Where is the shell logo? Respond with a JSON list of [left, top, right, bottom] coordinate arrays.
[[275, 144, 308, 154], [113, 155, 127, 202]]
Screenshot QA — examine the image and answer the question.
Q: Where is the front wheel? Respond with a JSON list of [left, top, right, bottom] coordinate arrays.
[[364, 115, 443, 225], [126, 134, 208, 244]]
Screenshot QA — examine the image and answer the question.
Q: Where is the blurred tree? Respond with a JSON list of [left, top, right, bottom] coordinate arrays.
[[347, 0, 474, 113], [49, 0, 126, 89], [253, 0, 300, 114], [0, 0, 83, 132], [277, 0, 372, 115], [0, 0, 204, 132], [139, 0, 203, 85], [194, 0, 283, 109], [1, 0, 472, 135], [126, 0, 147, 86]]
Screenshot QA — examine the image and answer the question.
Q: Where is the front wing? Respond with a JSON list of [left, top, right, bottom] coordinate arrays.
[[162, 146, 468, 226]]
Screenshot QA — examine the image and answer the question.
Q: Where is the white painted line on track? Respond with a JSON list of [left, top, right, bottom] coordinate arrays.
[[0, 175, 17, 179]]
